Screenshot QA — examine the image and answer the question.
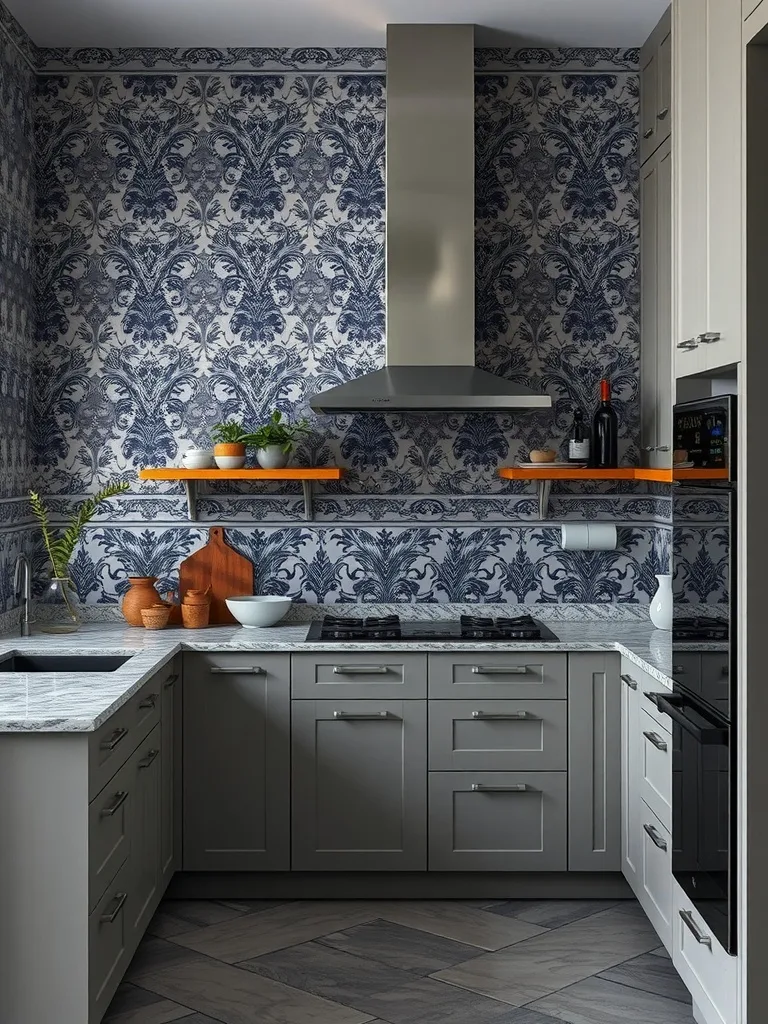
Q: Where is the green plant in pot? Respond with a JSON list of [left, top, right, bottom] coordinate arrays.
[[29, 481, 130, 633], [211, 420, 250, 469], [245, 410, 311, 469]]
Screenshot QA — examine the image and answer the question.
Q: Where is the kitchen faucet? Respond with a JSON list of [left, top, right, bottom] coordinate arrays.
[[13, 554, 33, 637]]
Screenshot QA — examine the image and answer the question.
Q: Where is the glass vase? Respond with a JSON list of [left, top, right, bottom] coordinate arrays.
[[37, 577, 82, 634]]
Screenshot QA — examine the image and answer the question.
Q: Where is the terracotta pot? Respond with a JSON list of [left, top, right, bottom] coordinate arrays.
[[182, 602, 210, 628], [122, 577, 161, 627], [140, 604, 172, 630], [214, 442, 246, 470], [183, 588, 211, 607]]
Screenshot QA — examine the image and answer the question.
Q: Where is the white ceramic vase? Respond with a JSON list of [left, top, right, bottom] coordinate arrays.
[[650, 573, 673, 631], [256, 445, 289, 470]]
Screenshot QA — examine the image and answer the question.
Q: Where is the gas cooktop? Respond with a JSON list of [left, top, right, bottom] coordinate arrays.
[[305, 614, 560, 643]]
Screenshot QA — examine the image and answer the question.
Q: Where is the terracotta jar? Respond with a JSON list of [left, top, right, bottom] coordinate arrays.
[[122, 576, 161, 627], [181, 588, 211, 628]]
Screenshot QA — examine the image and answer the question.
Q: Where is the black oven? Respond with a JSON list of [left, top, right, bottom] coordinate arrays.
[[668, 395, 737, 954]]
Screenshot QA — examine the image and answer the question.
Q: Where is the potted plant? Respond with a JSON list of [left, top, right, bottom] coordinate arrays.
[[211, 420, 249, 469], [29, 481, 130, 633], [246, 410, 311, 469]]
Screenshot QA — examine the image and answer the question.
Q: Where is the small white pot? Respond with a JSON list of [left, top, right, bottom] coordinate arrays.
[[650, 573, 673, 631], [214, 455, 246, 470], [256, 445, 290, 470]]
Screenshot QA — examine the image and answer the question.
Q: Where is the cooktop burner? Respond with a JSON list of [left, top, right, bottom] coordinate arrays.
[[673, 616, 729, 642], [305, 613, 560, 643]]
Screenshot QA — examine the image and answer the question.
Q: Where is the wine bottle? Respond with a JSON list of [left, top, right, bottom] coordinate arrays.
[[568, 409, 590, 463], [592, 378, 618, 468]]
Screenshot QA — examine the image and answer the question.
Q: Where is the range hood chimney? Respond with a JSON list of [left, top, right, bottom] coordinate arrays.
[[310, 24, 551, 413]]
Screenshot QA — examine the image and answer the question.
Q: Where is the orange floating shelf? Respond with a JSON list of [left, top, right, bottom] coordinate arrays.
[[138, 467, 344, 520], [498, 467, 638, 481]]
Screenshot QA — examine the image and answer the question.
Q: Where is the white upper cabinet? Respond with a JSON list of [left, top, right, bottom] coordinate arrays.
[[640, 9, 672, 166], [674, 0, 744, 377]]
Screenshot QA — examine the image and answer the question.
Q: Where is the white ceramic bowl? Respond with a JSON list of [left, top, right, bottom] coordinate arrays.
[[226, 595, 291, 628], [183, 452, 214, 469], [214, 455, 246, 470]]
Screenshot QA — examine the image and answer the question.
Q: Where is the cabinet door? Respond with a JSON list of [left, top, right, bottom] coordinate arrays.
[[128, 723, 161, 938], [568, 654, 621, 871], [640, 33, 659, 165], [640, 149, 660, 461], [292, 699, 427, 870], [639, 804, 673, 951], [428, 771, 567, 871], [620, 663, 643, 893], [657, 17, 672, 146], [160, 659, 180, 886], [182, 653, 290, 871], [655, 138, 673, 466]]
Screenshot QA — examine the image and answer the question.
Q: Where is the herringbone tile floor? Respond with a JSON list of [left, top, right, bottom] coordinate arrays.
[[105, 899, 694, 1024]]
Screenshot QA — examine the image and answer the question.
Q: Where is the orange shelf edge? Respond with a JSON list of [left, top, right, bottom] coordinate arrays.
[[138, 467, 344, 481], [498, 467, 637, 481]]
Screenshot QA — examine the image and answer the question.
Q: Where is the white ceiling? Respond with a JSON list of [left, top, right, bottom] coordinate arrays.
[[6, 0, 669, 49]]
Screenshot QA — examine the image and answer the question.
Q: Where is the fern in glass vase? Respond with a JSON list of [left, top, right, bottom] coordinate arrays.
[[29, 481, 129, 633]]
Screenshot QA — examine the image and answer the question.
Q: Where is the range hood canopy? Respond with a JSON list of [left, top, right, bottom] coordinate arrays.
[[310, 24, 551, 415]]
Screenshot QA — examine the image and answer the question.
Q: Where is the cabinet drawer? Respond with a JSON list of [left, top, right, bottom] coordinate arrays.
[[428, 700, 567, 771], [640, 709, 672, 832], [89, 756, 132, 912], [639, 803, 672, 952], [428, 771, 567, 871], [292, 653, 426, 698], [88, 677, 163, 800], [429, 653, 566, 699], [89, 857, 131, 1023], [672, 882, 738, 1024]]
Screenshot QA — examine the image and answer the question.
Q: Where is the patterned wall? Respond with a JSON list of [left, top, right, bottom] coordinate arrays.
[[0, 10, 36, 616]]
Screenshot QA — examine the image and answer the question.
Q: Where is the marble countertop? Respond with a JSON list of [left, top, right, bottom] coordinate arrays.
[[0, 606, 676, 733]]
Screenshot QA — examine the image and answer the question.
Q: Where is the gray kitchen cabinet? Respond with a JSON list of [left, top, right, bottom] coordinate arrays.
[[183, 652, 290, 871], [292, 699, 427, 870], [429, 652, 567, 699], [428, 771, 567, 871], [639, 802, 673, 951], [160, 657, 181, 886], [621, 660, 643, 891], [128, 722, 162, 938], [291, 652, 427, 698], [745, 0, 763, 18], [640, 6, 671, 166], [568, 653, 621, 871], [640, 708, 672, 832], [428, 699, 567, 771], [90, 858, 132, 1023]]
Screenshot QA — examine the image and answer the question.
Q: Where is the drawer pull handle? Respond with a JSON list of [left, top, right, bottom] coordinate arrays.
[[333, 710, 395, 720], [138, 693, 158, 710], [100, 892, 127, 924], [643, 822, 668, 851], [656, 446, 670, 452], [643, 730, 668, 751], [698, 331, 721, 344], [643, 127, 654, 139], [677, 337, 699, 350], [471, 665, 528, 675], [210, 666, 265, 675], [679, 909, 712, 948], [100, 727, 128, 751], [620, 673, 638, 690], [100, 790, 129, 817], [673, 665, 685, 674], [471, 710, 535, 720], [333, 665, 389, 675], [163, 673, 179, 689], [471, 783, 533, 793], [657, 106, 669, 120], [138, 748, 160, 769]]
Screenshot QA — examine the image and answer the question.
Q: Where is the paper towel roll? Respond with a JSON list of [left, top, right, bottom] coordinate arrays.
[[560, 523, 617, 551]]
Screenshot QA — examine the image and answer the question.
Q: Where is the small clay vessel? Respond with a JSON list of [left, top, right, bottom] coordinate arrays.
[[181, 586, 211, 628], [122, 576, 161, 627]]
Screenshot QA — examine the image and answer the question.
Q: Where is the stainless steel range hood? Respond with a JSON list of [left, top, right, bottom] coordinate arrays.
[[310, 23, 551, 414]]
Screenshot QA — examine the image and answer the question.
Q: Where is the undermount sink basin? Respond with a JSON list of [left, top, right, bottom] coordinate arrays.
[[0, 655, 132, 673]]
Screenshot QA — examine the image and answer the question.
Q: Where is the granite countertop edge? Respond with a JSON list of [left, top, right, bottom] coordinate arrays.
[[0, 610, 675, 733]]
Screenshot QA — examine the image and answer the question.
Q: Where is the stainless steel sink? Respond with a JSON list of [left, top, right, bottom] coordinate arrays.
[[0, 654, 132, 672]]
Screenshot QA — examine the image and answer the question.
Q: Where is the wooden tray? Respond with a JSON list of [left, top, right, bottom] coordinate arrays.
[[177, 527, 253, 625]]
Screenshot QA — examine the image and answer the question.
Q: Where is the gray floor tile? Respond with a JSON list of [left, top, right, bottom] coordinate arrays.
[[650, 945, 672, 959], [138, 955, 373, 1024], [528, 976, 696, 1024], [432, 905, 660, 1006], [125, 937, 215, 982], [598, 952, 691, 1004], [486, 900, 621, 929], [241, 939, 537, 1024], [103, 981, 194, 1023], [377, 900, 548, 950], [319, 918, 483, 976], [159, 899, 255, 927]]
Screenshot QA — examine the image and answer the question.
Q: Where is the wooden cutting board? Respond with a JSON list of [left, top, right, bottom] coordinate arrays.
[[177, 527, 253, 625]]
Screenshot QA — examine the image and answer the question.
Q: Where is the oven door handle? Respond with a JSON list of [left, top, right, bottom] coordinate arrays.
[[653, 693, 728, 745]]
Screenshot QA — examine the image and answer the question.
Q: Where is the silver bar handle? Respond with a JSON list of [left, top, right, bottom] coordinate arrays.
[[100, 892, 127, 924], [656, 446, 671, 452], [100, 727, 128, 751], [677, 338, 699, 350], [643, 823, 668, 851], [643, 730, 668, 752], [620, 673, 638, 690], [679, 910, 712, 948], [138, 748, 160, 769], [333, 710, 395, 720], [657, 106, 669, 120], [698, 332, 721, 344], [471, 783, 533, 793], [209, 666, 265, 675], [100, 790, 129, 818], [333, 665, 389, 675], [471, 665, 528, 675], [471, 710, 535, 720], [163, 673, 179, 689], [643, 127, 654, 139], [643, 445, 657, 452], [138, 693, 158, 710]]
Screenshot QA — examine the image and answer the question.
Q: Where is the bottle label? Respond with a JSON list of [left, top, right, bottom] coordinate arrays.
[[569, 439, 590, 460]]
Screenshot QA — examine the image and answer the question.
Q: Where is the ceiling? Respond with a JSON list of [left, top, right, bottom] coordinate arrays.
[[6, 0, 669, 49]]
